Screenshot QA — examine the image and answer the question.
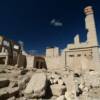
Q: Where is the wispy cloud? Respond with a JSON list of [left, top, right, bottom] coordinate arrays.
[[18, 40, 24, 50], [50, 19, 63, 27], [28, 50, 38, 55]]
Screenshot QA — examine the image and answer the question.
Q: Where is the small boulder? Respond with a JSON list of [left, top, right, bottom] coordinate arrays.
[[0, 89, 9, 100], [58, 79, 65, 86], [50, 84, 66, 96], [65, 91, 77, 100], [20, 69, 28, 75], [7, 96, 16, 100], [18, 76, 30, 90], [9, 81, 18, 88], [56, 95, 66, 100], [8, 87, 19, 98], [0, 78, 10, 88], [24, 72, 47, 98]]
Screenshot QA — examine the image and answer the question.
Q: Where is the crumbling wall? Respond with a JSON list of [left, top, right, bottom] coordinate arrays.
[[45, 56, 64, 70]]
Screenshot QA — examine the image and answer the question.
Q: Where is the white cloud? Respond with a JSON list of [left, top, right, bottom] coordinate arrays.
[[28, 50, 38, 55], [18, 40, 24, 50], [50, 19, 63, 27]]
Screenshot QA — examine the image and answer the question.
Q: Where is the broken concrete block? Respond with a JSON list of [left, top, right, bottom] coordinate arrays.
[[58, 79, 65, 86], [9, 81, 18, 88], [20, 69, 28, 75], [7, 96, 16, 100], [0, 78, 10, 88], [8, 87, 19, 98], [50, 84, 66, 96], [65, 92, 72, 100], [56, 95, 66, 100], [0, 90, 9, 100], [18, 76, 30, 90], [24, 73, 47, 98]]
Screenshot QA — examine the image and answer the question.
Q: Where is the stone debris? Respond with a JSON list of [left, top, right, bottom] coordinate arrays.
[[24, 72, 47, 98], [8, 87, 19, 98], [0, 5, 100, 100], [50, 84, 66, 96], [56, 95, 66, 100], [0, 78, 10, 88], [18, 75, 30, 90], [0, 89, 9, 100], [7, 96, 16, 100], [0, 65, 100, 100]]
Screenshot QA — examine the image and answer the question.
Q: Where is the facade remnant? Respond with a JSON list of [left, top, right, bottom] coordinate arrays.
[[0, 35, 26, 67], [26, 55, 47, 69], [45, 6, 100, 72]]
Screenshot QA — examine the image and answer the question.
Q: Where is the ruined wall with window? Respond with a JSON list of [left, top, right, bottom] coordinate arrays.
[[45, 47, 65, 70], [0, 35, 26, 67], [26, 55, 47, 69]]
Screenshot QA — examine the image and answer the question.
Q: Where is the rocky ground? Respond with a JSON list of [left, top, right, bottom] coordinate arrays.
[[0, 65, 100, 100]]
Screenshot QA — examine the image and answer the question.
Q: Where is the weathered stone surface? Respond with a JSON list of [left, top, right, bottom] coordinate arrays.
[[0, 69, 6, 73], [0, 89, 9, 100], [56, 95, 66, 100], [8, 87, 19, 97], [58, 79, 65, 86], [88, 88, 100, 99], [84, 72, 100, 88], [65, 92, 75, 100], [9, 81, 18, 88], [18, 76, 30, 90], [0, 78, 10, 88], [20, 69, 28, 75], [50, 84, 66, 96], [7, 96, 16, 100], [24, 72, 47, 98]]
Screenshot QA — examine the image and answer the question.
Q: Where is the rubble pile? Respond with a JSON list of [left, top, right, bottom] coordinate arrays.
[[0, 65, 100, 100]]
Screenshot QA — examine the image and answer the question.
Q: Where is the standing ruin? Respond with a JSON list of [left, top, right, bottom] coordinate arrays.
[[45, 6, 100, 72]]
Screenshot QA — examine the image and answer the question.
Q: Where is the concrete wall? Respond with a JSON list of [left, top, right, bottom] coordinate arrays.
[[26, 55, 35, 69], [26, 55, 47, 69], [65, 48, 93, 72], [46, 47, 60, 57], [45, 56, 63, 70]]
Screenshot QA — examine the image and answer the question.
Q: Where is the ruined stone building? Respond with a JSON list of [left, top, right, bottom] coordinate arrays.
[[0, 6, 100, 72], [45, 6, 100, 72], [0, 35, 26, 67]]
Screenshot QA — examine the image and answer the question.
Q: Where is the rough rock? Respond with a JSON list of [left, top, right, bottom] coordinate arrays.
[[7, 96, 16, 100], [24, 72, 47, 98], [8, 87, 19, 98], [65, 92, 75, 100], [84, 72, 100, 88], [0, 89, 9, 100], [9, 81, 18, 88], [18, 76, 30, 90], [20, 69, 28, 75], [0, 78, 10, 88], [50, 84, 66, 96], [56, 95, 66, 100], [58, 79, 65, 85]]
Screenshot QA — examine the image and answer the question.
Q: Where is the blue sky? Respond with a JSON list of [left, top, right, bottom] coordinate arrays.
[[0, 0, 100, 54]]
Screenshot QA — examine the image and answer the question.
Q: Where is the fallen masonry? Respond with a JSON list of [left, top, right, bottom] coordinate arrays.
[[0, 5, 100, 100]]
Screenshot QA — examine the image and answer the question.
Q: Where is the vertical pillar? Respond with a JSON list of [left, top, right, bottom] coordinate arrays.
[[84, 6, 98, 46]]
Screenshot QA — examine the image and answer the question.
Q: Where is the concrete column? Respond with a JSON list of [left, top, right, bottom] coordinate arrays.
[[5, 49, 8, 65], [84, 6, 98, 46], [5, 56, 8, 65], [1, 47, 5, 53]]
